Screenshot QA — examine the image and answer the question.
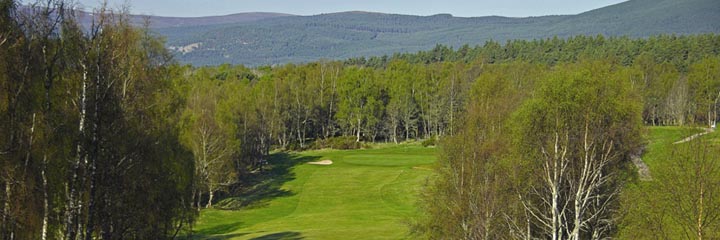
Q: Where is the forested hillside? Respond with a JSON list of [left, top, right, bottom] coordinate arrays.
[[77, 11, 294, 28], [154, 0, 720, 65]]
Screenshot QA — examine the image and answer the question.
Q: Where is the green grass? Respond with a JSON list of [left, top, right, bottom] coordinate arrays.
[[639, 126, 720, 172], [619, 126, 719, 238], [190, 144, 437, 239], [640, 126, 705, 170]]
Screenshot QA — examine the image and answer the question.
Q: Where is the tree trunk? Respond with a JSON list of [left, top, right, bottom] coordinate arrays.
[[526, 216, 531, 240], [698, 180, 704, 240], [424, 119, 430, 139], [206, 187, 214, 209], [405, 124, 410, 141], [85, 142, 98, 240], [449, 76, 455, 135], [708, 111, 713, 128], [66, 63, 89, 240], [392, 122, 398, 144], [190, 187, 197, 210], [3, 182, 10, 238], [85, 43, 105, 240], [551, 185, 559, 240], [41, 155, 49, 240], [197, 191, 202, 211], [356, 118, 361, 142], [327, 68, 338, 138]]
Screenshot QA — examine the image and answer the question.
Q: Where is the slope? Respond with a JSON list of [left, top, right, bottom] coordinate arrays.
[[77, 11, 293, 28], [153, 0, 720, 66], [191, 145, 437, 239]]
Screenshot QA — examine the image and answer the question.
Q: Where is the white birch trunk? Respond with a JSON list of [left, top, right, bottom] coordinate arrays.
[[41, 156, 49, 240], [356, 118, 361, 142], [206, 186, 214, 209], [3, 183, 9, 233], [66, 62, 88, 240]]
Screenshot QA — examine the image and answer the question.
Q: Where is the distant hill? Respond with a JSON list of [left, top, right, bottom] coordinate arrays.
[[147, 0, 720, 66], [78, 12, 293, 28], [134, 12, 295, 28]]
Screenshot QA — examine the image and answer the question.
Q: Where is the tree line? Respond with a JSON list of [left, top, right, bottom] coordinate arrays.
[[184, 34, 720, 153]]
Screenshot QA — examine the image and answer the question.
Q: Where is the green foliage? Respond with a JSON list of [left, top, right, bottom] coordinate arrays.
[[0, 2, 194, 238], [413, 62, 535, 239], [415, 61, 646, 239], [310, 136, 363, 150], [619, 128, 720, 239], [515, 61, 643, 155], [688, 57, 720, 126], [509, 61, 643, 239], [420, 137, 436, 147]]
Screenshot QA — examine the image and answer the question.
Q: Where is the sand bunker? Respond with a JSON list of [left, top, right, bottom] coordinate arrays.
[[307, 160, 333, 165]]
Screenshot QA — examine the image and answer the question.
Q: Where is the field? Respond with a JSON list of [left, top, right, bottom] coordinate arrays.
[[190, 144, 437, 239]]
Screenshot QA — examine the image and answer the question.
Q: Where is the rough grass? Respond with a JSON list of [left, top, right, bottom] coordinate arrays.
[[641, 126, 706, 170], [189, 144, 437, 239], [619, 126, 719, 238]]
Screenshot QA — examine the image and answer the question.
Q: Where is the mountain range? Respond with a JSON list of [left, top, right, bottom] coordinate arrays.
[[132, 0, 720, 66]]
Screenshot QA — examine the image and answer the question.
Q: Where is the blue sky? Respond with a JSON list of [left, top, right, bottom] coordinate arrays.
[[74, 0, 627, 18]]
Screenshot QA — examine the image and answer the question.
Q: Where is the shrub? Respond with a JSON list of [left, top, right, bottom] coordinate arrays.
[[421, 137, 437, 147], [311, 136, 362, 150]]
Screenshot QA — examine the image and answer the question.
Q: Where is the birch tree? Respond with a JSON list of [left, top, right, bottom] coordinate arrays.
[[413, 62, 538, 239], [514, 61, 642, 239], [688, 57, 720, 127], [181, 79, 236, 209], [336, 67, 380, 142]]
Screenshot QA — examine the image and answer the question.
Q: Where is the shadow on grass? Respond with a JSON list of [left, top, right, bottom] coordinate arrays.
[[249, 231, 304, 240], [215, 153, 321, 210], [187, 232, 250, 240], [193, 222, 245, 236], [182, 222, 248, 239]]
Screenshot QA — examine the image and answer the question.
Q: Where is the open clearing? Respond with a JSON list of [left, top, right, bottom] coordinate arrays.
[[191, 144, 437, 239]]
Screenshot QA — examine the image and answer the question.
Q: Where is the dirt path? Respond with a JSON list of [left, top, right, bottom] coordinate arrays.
[[631, 154, 652, 181], [673, 128, 715, 144]]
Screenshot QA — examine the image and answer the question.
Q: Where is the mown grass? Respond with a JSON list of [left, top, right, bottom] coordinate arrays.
[[190, 144, 437, 239]]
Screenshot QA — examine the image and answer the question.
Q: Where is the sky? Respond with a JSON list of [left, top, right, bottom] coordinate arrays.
[[73, 0, 628, 18]]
